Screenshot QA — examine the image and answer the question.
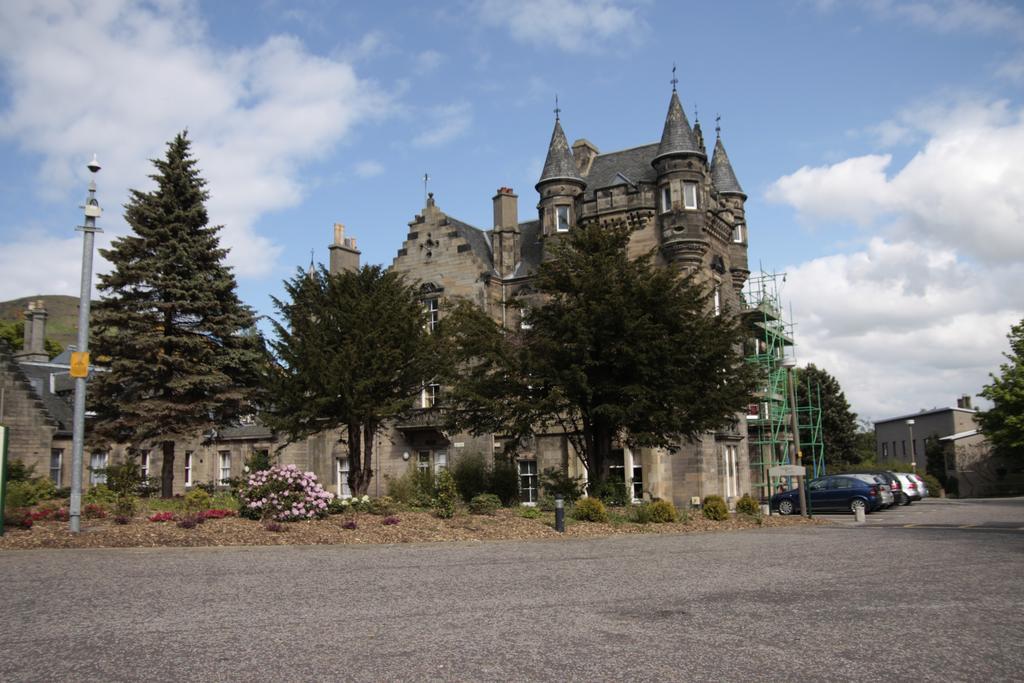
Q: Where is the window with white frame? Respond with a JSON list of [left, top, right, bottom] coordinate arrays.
[[336, 457, 351, 498], [422, 382, 441, 408], [660, 185, 672, 213], [713, 285, 721, 316], [425, 298, 440, 333], [518, 460, 538, 504], [882, 443, 889, 457], [631, 463, 643, 501], [418, 450, 431, 474], [89, 452, 108, 486], [434, 450, 448, 473], [50, 449, 63, 487], [556, 205, 570, 232], [519, 308, 531, 330], [682, 181, 698, 209], [139, 450, 151, 480], [219, 451, 231, 484], [184, 451, 193, 487], [733, 223, 744, 243]]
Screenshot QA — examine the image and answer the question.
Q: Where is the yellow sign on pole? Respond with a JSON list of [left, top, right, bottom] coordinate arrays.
[[70, 352, 90, 378]]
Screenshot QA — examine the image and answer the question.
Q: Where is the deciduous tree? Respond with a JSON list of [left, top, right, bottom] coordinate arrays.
[[794, 363, 860, 468], [978, 318, 1024, 460]]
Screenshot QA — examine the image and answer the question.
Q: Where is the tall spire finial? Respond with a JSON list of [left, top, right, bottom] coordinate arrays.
[[694, 103, 699, 125], [671, 63, 678, 92], [715, 113, 721, 138], [423, 173, 429, 203], [554, 94, 561, 121]]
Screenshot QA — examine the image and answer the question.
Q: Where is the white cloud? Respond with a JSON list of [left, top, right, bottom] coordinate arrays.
[[412, 102, 473, 148], [476, 0, 646, 53], [767, 99, 1024, 264], [783, 238, 1024, 421], [414, 50, 444, 74], [0, 0, 390, 295], [354, 160, 385, 178], [864, 0, 1024, 38]]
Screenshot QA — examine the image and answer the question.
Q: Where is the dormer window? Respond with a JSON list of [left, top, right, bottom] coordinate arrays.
[[556, 205, 570, 232], [683, 182, 698, 210], [660, 186, 671, 213], [733, 224, 745, 243]]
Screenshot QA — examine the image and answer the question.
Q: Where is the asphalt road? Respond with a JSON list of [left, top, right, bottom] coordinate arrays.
[[1, 498, 1022, 682]]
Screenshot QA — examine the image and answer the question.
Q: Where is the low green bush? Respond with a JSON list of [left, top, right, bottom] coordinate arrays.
[[452, 452, 491, 503], [518, 506, 543, 519], [571, 497, 609, 523], [6, 477, 60, 510], [5, 459, 34, 482], [735, 494, 760, 516], [592, 480, 630, 507], [468, 493, 502, 515], [635, 499, 677, 524], [368, 495, 397, 516], [920, 473, 943, 496], [490, 458, 520, 506], [537, 494, 556, 512], [702, 494, 729, 521], [84, 484, 118, 507], [386, 466, 434, 508], [184, 488, 211, 514], [432, 470, 459, 519]]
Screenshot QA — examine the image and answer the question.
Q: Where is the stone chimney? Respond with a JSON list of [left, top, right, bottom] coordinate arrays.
[[956, 394, 973, 410], [492, 187, 519, 278], [15, 299, 49, 363], [329, 223, 361, 275], [571, 139, 599, 177]]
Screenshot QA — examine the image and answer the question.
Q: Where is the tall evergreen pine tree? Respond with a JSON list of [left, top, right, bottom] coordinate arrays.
[[91, 132, 263, 497]]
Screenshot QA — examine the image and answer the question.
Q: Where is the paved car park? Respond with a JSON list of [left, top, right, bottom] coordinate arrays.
[[810, 495, 1024, 529], [1, 498, 1021, 682]]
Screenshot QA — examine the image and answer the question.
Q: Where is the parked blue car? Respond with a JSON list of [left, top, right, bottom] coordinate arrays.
[[772, 474, 885, 515]]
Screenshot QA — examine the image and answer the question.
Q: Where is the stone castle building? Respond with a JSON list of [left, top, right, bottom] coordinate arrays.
[[3, 87, 755, 509], [375, 86, 754, 507]]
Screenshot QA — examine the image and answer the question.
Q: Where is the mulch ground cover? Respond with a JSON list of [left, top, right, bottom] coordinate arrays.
[[0, 508, 825, 550]]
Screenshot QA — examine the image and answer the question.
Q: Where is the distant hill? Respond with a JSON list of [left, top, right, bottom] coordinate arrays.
[[0, 295, 80, 349]]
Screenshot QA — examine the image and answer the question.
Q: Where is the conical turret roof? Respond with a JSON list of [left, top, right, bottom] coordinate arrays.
[[711, 136, 744, 196], [537, 117, 583, 188], [654, 90, 702, 162]]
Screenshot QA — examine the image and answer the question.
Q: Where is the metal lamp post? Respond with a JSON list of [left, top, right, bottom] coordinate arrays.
[[781, 356, 809, 518], [906, 419, 916, 472], [69, 155, 103, 533]]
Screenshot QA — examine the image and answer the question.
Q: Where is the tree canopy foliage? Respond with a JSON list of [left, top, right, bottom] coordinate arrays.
[[91, 132, 264, 496], [0, 320, 63, 358], [978, 318, 1024, 460], [444, 218, 756, 488], [794, 363, 861, 468], [264, 265, 441, 495]]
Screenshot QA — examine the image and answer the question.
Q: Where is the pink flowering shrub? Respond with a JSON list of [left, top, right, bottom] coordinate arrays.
[[148, 511, 176, 523], [238, 464, 334, 522]]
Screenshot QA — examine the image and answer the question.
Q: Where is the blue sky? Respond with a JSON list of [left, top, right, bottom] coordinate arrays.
[[1, 0, 1022, 422]]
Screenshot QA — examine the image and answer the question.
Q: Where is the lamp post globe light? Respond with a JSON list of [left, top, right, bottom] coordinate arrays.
[[780, 356, 809, 518], [906, 419, 916, 472], [69, 155, 103, 533]]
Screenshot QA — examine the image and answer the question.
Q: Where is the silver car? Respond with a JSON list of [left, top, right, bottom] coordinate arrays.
[[893, 472, 921, 504], [908, 473, 929, 499], [851, 473, 894, 508]]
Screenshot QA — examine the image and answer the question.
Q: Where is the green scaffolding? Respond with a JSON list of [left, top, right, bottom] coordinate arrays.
[[741, 269, 825, 501]]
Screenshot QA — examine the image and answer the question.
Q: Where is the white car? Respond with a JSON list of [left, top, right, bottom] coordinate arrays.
[[893, 472, 921, 504], [908, 473, 929, 499]]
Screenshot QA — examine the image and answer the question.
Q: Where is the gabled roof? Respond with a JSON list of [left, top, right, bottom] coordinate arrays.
[[446, 216, 493, 268], [711, 137, 745, 196], [537, 118, 583, 187], [653, 90, 702, 162], [510, 220, 543, 279], [583, 143, 659, 199], [8, 360, 73, 434]]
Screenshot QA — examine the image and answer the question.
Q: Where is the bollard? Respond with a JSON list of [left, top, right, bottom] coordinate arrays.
[[855, 506, 866, 523], [554, 494, 565, 533]]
